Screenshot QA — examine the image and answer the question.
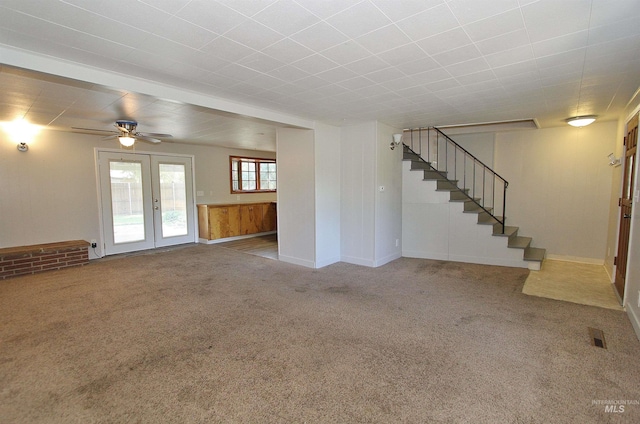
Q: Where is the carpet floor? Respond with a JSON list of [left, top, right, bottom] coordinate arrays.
[[1, 244, 639, 423]]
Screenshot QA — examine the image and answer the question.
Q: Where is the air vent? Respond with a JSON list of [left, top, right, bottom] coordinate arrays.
[[588, 327, 607, 349]]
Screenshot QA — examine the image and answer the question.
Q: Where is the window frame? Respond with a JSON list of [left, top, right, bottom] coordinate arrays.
[[230, 155, 277, 194]]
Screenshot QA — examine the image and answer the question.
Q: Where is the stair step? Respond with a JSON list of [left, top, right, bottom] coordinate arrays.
[[436, 180, 458, 190], [524, 247, 546, 262], [492, 225, 518, 237], [450, 196, 479, 203], [449, 189, 470, 201], [423, 170, 446, 180], [463, 201, 485, 212], [478, 214, 503, 225], [508, 236, 532, 249], [403, 152, 421, 161], [410, 161, 432, 170]]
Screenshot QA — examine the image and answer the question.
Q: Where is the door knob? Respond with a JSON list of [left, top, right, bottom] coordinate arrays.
[[154, 206, 159, 210], [623, 214, 631, 219]]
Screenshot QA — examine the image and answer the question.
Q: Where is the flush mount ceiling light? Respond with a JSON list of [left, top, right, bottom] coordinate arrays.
[[118, 136, 135, 147], [566, 115, 597, 127]]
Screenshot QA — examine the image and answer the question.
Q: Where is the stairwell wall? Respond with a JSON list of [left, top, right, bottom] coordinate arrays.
[[494, 122, 617, 263]]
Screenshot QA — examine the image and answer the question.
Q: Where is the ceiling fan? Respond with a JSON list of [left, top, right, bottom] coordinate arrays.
[[72, 120, 173, 147]]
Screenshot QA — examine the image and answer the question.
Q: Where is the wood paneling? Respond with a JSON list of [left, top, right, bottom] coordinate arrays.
[[198, 203, 276, 241]]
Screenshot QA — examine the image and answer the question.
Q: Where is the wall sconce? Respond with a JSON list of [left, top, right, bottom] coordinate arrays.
[[17, 142, 29, 152], [390, 133, 402, 150], [566, 115, 597, 127], [608, 153, 621, 167]]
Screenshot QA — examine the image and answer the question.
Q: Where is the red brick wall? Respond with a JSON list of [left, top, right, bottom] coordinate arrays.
[[0, 241, 89, 280]]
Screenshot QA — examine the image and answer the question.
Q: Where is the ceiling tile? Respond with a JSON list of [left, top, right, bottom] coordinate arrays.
[[223, 19, 285, 50], [320, 42, 372, 65], [445, 57, 491, 77], [62, 0, 174, 33], [475, 28, 530, 55], [433, 44, 482, 67], [289, 21, 349, 51], [531, 31, 588, 58], [267, 65, 311, 82], [326, 1, 392, 39], [200, 36, 257, 62], [394, 56, 441, 76], [176, 0, 247, 33], [315, 66, 359, 83], [252, 0, 321, 36], [416, 27, 473, 56], [463, 8, 525, 42], [237, 52, 286, 73], [214, 0, 278, 17], [446, 0, 520, 25], [153, 17, 219, 49], [484, 45, 534, 68], [292, 54, 339, 74], [343, 56, 392, 74], [521, 0, 592, 43], [376, 43, 425, 64], [395, 4, 460, 41], [259, 38, 315, 63], [355, 24, 413, 55], [294, 0, 363, 19], [370, 0, 445, 22]]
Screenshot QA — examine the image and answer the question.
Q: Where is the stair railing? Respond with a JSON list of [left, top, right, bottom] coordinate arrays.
[[405, 127, 508, 234]]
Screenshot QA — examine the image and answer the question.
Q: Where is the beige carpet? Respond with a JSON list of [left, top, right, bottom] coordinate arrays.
[[1, 245, 639, 423]]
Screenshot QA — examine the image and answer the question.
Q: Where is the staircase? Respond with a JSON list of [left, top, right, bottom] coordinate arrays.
[[401, 128, 545, 270]]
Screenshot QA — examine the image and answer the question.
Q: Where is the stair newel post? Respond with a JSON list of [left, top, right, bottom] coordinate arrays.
[[482, 168, 486, 210], [502, 180, 508, 234]]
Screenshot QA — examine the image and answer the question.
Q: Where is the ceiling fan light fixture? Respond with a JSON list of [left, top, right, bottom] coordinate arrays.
[[119, 136, 135, 147], [566, 115, 597, 127]]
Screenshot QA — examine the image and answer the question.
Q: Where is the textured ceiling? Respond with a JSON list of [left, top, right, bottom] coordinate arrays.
[[1, 0, 640, 150]]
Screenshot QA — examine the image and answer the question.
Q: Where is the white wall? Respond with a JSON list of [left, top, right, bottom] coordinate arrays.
[[0, 129, 275, 258], [375, 122, 402, 266], [314, 123, 342, 268], [494, 122, 617, 262], [276, 128, 316, 268], [341, 122, 376, 266], [340, 121, 402, 267], [450, 132, 495, 168]]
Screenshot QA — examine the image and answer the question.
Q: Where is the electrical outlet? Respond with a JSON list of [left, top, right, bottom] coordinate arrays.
[[395, 239, 399, 247], [90, 239, 97, 248]]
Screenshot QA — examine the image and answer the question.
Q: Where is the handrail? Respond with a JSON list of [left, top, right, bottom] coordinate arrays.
[[405, 127, 508, 233]]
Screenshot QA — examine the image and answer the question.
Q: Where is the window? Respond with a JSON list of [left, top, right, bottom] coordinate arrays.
[[230, 156, 276, 193]]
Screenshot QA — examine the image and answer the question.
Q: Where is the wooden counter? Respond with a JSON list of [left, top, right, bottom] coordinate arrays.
[[198, 202, 276, 241]]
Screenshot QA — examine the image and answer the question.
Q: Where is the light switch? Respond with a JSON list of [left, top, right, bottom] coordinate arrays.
[[196, 190, 204, 197], [379, 185, 385, 192]]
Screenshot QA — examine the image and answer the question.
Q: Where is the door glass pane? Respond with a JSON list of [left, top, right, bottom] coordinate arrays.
[[159, 163, 188, 237], [110, 161, 145, 243]]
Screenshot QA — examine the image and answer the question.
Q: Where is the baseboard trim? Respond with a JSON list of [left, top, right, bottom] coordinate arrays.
[[315, 256, 341, 269], [627, 305, 640, 342], [374, 252, 402, 267], [278, 254, 315, 269], [546, 254, 604, 265], [341, 255, 376, 267], [402, 250, 449, 261], [198, 231, 276, 245]]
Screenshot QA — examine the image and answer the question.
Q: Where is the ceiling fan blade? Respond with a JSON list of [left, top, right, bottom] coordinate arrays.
[[136, 135, 162, 144], [115, 124, 130, 133], [71, 126, 119, 135], [139, 132, 173, 138]]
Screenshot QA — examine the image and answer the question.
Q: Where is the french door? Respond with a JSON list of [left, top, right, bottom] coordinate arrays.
[[98, 151, 196, 255]]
